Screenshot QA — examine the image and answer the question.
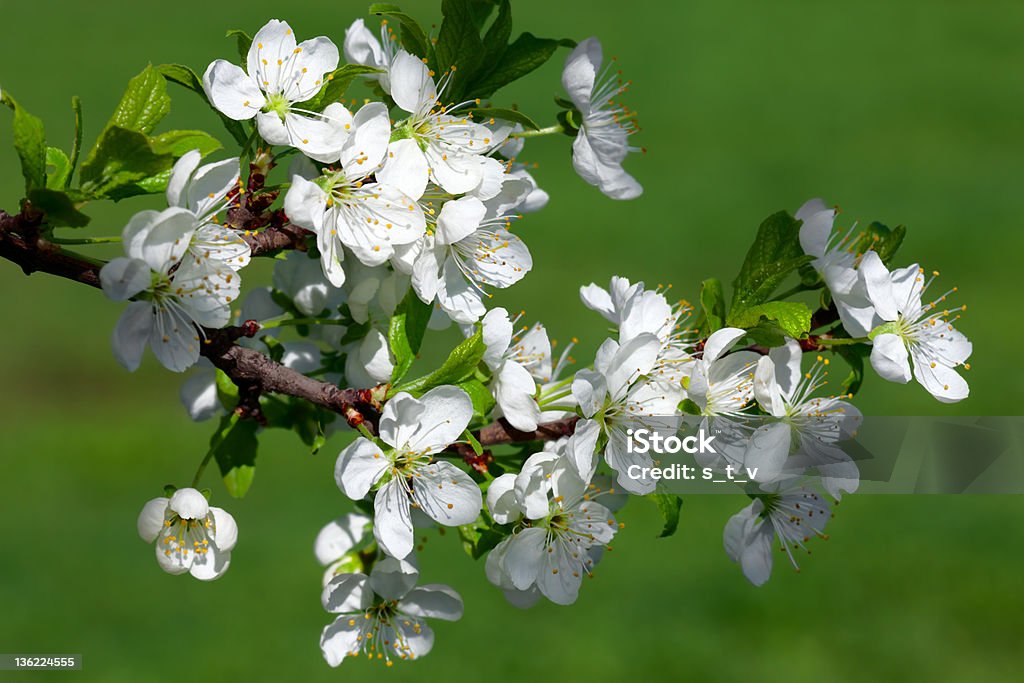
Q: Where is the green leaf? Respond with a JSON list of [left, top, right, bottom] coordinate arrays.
[[79, 126, 174, 199], [471, 32, 560, 99], [1, 91, 47, 192], [104, 65, 171, 136], [834, 344, 869, 397], [727, 301, 813, 340], [368, 4, 433, 61], [158, 63, 249, 146], [455, 377, 496, 423], [730, 210, 812, 312], [392, 329, 487, 397], [649, 493, 683, 538], [856, 221, 906, 265], [481, 0, 512, 66], [388, 288, 432, 383], [698, 277, 726, 333], [25, 188, 90, 228], [298, 64, 384, 112], [209, 412, 259, 498], [457, 514, 506, 559], [469, 106, 538, 131], [149, 129, 223, 156], [226, 29, 253, 65], [45, 147, 72, 189], [435, 0, 487, 102]]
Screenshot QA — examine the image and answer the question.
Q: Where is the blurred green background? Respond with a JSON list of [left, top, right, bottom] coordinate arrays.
[[1, 0, 1022, 681]]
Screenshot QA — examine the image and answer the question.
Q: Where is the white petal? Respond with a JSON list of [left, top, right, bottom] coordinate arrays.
[[504, 527, 546, 590], [166, 150, 202, 208], [100, 257, 150, 301], [485, 473, 522, 525], [202, 60, 263, 120], [494, 361, 541, 432], [426, 146, 484, 195], [912, 352, 969, 403], [378, 139, 429, 200], [481, 307, 513, 368], [137, 497, 169, 542], [744, 422, 792, 483], [340, 102, 390, 173], [389, 50, 436, 114], [179, 370, 220, 421], [412, 461, 482, 526], [565, 418, 601, 482], [740, 519, 775, 587], [561, 37, 601, 112], [185, 157, 240, 218], [322, 572, 371, 613], [111, 301, 154, 372], [604, 332, 661, 401], [320, 616, 365, 668], [400, 584, 464, 621], [870, 333, 911, 384], [334, 437, 389, 499], [210, 506, 238, 551], [344, 19, 386, 69], [858, 251, 898, 321], [169, 488, 209, 519], [315, 513, 372, 566], [246, 19, 298, 95], [702, 327, 746, 364], [373, 477, 415, 559], [369, 555, 420, 600], [435, 196, 486, 246], [795, 198, 834, 258], [148, 308, 202, 372], [284, 36, 341, 102]]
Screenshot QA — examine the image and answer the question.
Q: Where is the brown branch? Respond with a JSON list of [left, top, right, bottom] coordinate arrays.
[[0, 206, 581, 447]]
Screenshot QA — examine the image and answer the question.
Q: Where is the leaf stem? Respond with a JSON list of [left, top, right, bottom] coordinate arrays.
[[509, 124, 565, 139], [48, 235, 122, 245], [260, 316, 348, 330], [815, 336, 868, 347]]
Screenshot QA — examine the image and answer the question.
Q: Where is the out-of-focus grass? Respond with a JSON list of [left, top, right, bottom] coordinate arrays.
[[1, 1, 1022, 681]]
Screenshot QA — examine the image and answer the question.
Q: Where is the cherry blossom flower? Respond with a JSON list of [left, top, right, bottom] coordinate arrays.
[[334, 386, 482, 558], [320, 557, 463, 666], [137, 488, 238, 581]]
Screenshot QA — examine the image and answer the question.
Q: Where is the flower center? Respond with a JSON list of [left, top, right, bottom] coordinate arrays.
[[263, 92, 291, 122]]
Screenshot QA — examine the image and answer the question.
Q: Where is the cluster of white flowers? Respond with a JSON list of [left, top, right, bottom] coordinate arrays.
[[81, 11, 975, 670], [797, 198, 972, 403]]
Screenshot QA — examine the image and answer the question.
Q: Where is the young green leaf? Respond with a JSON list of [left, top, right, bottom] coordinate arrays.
[[104, 65, 171, 136], [1, 91, 47, 192], [856, 221, 907, 265], [226, 29, 253, 65], [391, 329, 487, 397], [455, 377, 497, 422], [649, 493, 683, 538], [469, 107, 538, 131], [45, 147, 72, 190], [297, 64, 384, 112], [78, 127, 174, 199], [158, 63, 249, 146], [481, 0, 512, 66], [369, 4, 433, 62], [209, 412, 259, 498], [834, 344, 869, 397], [68, 96, 82, 189], [730, 210, 812, 312], [149, 130, 223, 157], [435, 0, 487, 102], [25, 188, 90, 228], [698, 277, 727, 334], [388, 288, 433, 383], [471, 32, 562, 99], [727, 301, 813, 340]]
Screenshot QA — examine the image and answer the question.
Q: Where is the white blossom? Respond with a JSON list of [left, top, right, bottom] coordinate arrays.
[[100, 208, 239, 372], [137, 488, 238, 581], [485, 451, 617, 606], [284, 102, 426, 282], [320, 557, 463, 666], [724, 485, 831, 586], [859, 251, 972, 402], [561, 37, 642, 199], [203, 19, 348, 160], [334, 386, 482, 558]]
